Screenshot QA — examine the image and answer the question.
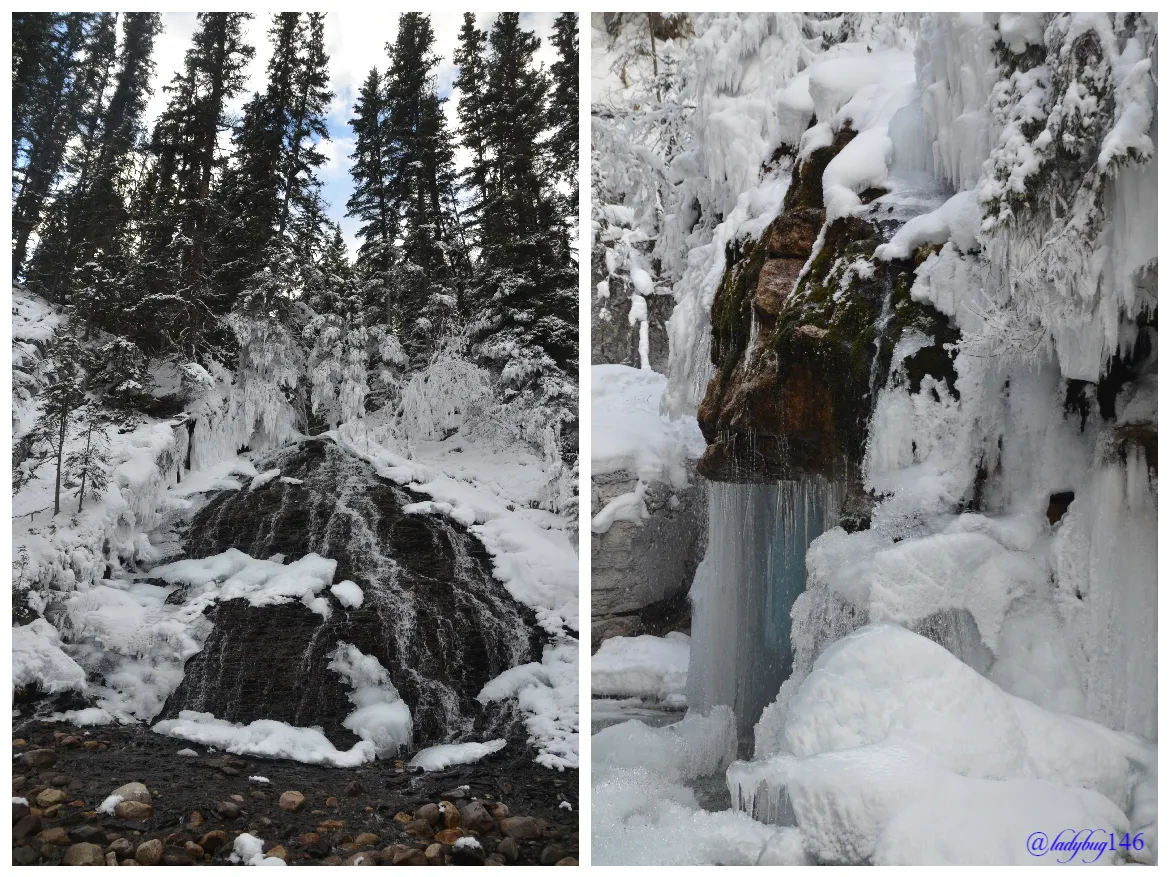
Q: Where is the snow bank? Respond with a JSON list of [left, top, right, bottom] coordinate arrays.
[[327, 642, 412, 757], [591, 633, 690, 703], [591, 364, 705, 488], [12, 618, 87, 695], [408, 739, 506, 772], [15, 417, 190, 594], [153, 711, 375, 767]]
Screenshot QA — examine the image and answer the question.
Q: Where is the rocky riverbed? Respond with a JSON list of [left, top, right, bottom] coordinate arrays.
[[11, 721, 578, 866]]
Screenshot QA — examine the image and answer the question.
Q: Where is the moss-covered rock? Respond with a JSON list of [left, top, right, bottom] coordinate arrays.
[[697, 133, 960, 486]]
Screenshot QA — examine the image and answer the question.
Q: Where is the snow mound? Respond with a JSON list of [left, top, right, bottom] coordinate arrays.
[[12, 618, 88, 695], [591, 364, 705, 488], [230, 833, 287, 866], [152, 710, 375, 767], [249, 468, 281, 491], [738, 625, 1154, 864], [408, 738, 507, 772], [329, 579, 363, 608], [591, 632, 690, 702]]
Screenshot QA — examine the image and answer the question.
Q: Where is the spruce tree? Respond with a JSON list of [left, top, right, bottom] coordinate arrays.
[[12, 13, 107, 280], [30, 13, 162, 321], [549, 13, 579, 204], [347, 67, 397, 324], [453, 14, 491, 240], [11, 13, 56, 175], [472, 13, 577, 374], [384, 12, 466, 364]]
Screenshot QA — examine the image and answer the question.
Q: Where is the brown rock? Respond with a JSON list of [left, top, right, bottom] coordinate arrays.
[[325, 796, 340, 809], [449, 838, 486, 865], [63, 842, 106, 865], [134, 839, 163, 866], [556, 857, 579, 865], [434, 828, 464, 845], [439, 801, 461, 830], [391, 848, 427, 866], [753, 258, 803, 317], [354, 833, 378, 846], [298, 832, 320, 845], [402, 819, 433, 840], [214, 801, 240, 819], [486, 853, 506, 865], [319, 819, 345, 832], [109, 783, 151, 805], [60, 736, 81, 748], [498, 816, 543, 841], [393, 811, 414, 824], [414, 803, 440, 827], [266, 845, 288, 861], [183, 842, 203, 860], [344, 852, 374, 866], [13, 738, 27, 747], [766, 207, 825, 259], [20, 749, 57, 769], [460, 801, 496, 835], [121, 860, 139, 866], [13, 845, 41, 865], [488, 803, 510, 820], [114, 801, 153, 821], [82, 741, 101, 751], [106, 851, 119, 866], [106, 838, 134, 859], [161, 846, 195, 866], [197, 831, 226, 854], [187, 811, 203, 828], [496, 837, 519, 862], [424, 843, 445, 865], [37, 827, 70, 846], [278, 790, 305, 812]]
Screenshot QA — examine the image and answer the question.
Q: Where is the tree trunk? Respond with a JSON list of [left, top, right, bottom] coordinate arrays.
[[53, 407, 68, 516]]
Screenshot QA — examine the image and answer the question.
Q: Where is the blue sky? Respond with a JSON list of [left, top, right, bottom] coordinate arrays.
[[147, 12, 562, 259]]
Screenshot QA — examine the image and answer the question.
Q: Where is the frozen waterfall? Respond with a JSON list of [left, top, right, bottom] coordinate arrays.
[[687, 478, 843, 742]]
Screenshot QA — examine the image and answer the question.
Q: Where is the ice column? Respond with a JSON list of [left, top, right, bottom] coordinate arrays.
[[687, 478, 842, 740]]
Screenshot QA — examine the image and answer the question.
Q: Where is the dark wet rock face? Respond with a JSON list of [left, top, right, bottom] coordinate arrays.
[[159, 440, 541, 747]]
